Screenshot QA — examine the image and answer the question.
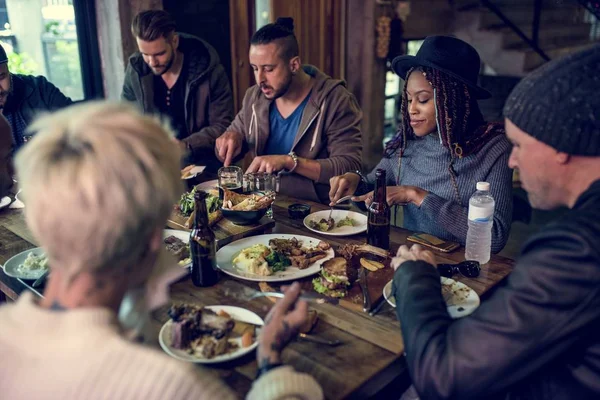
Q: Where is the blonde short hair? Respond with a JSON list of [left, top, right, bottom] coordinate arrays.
[[15, 102, 183, 277]]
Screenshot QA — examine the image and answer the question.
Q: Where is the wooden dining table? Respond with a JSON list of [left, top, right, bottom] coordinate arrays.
[[0, 196, 515, 399]]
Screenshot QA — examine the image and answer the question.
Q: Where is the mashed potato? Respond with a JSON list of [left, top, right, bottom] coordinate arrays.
[[232, 244, 272, 276]]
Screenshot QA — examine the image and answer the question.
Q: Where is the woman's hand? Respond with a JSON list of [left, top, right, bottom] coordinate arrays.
[[329, 173, 361, 206], [352, 185, 428, 207]]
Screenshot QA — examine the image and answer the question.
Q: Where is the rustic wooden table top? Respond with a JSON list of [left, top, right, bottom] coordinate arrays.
[[0, 196, 515, 399]]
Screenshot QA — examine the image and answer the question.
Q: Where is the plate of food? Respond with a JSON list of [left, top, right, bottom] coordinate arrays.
[[163, 229, 192, 267], [175, 186, 223, 229], [304, 209, 367, 236], [2, 247, 49, 280], [159, 304, 262, 364], [0, 195, 11, 210], [196, 179, 219, 191], [216, 234, 334, 282], [383, 277, 480, 318], [181, 165, 206, 180]]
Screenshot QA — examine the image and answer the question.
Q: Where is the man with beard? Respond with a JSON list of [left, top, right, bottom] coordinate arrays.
[[0, 43, 72, 150], [215, 17, 362, 204], [390, 45, 600, 399], [122, 10, 233, 170], [0, 114, 13, 198]]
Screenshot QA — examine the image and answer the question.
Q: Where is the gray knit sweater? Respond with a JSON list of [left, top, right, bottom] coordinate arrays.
[[363, 132, 513, 253]]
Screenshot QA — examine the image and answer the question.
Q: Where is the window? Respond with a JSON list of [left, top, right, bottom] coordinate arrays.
[[255, 0, 270, 31], [0, 0, 89, 100]]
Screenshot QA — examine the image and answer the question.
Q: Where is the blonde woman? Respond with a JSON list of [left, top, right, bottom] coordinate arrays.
[[0, 102, 322, 400]]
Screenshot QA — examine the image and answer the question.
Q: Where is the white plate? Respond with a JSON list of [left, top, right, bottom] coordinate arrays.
[[3, 247, 48, 280], [182, 166, 206, 180], [158, 305, 262, 364], [216, 234, 334, 282], [0, 196, 11, 210], [163, 229, 192, 268], [303, 210, 367, 236], [383, 277, 480, 319], [196, 179, 219, 191]]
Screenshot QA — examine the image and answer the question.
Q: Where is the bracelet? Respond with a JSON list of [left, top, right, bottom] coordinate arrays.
[[256, 362, 283, 379], [350, 170, 366, 182], [287, 151, 299, 173]]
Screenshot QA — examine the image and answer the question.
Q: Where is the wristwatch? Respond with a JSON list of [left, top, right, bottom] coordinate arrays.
[[287, 151, 299, 173]]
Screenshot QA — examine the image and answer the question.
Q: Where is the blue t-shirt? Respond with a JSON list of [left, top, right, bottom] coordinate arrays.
[[264, 92, 311, 155]]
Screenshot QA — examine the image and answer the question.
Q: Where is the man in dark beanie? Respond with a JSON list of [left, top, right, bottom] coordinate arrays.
[[388, 45, 600, 400], [0, 43, 72, 150]]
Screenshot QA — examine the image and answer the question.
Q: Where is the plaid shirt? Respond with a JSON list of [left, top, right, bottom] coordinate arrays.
[[4, 110, 28, 151]]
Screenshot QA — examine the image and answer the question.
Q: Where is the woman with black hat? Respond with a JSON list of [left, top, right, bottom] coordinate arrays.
[[329, 36, 513, 253]]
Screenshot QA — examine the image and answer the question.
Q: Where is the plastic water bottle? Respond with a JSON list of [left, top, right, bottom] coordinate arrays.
[[465, 182, 495, 264]]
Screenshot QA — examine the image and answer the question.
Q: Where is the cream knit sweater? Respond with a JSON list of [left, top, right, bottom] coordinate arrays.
[[0, 293, 323, 400]]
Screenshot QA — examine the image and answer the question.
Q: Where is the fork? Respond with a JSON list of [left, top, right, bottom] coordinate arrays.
[[328, 194, 354, 219]]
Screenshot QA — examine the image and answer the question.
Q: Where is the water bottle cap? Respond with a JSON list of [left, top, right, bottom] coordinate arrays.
[[476, 182, 490, 191]]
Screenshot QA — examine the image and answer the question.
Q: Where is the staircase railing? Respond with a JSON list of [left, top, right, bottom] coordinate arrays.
[[450, 0, 600, 64], [479, 0, 550, 61]]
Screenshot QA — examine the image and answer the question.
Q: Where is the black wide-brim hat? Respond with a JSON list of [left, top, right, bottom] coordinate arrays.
[[392, 36, 492, 99]]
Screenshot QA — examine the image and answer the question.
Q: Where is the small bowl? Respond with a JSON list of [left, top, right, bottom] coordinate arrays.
[[221, 207, 268, 225], [288, 203, 311, 219]]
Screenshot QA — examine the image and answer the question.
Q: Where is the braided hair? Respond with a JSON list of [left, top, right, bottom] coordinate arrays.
[[385, 66, 503, 202]]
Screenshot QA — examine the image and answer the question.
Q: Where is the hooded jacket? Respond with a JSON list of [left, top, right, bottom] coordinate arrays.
[[4, 74, 72, 147], [393, 179, 600, 399], [226, 65, 362, 203], [122, 33, 233, 159]]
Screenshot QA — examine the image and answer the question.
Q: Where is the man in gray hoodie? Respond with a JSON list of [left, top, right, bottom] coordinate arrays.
[[216, 18, 362, 203], [122, 10, 233, 168]]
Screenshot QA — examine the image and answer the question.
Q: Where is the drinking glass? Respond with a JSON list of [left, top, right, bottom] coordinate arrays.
[[218, 166, 243, 193], [254, 173, 279, 218], [243, 173, 256, 193]]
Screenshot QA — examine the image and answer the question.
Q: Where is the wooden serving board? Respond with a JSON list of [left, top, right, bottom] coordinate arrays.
[[259, 253, 394, 314], [340, 256, 395, 312], [166, 211, 276, 249]]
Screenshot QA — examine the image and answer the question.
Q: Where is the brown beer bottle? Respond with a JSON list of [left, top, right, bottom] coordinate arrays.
[[190, 190, 219, 287], [367, 169, 390, 250]]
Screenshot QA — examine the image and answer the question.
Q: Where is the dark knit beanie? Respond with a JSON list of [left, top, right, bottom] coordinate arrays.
[[504, 45, 600, 156], [0, 43, 7, 65]]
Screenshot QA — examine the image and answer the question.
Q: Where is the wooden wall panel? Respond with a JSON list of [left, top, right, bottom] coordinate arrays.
[[270, 0, 345, 80], [229, 0, 256, 112], [346, 0, 387, 171]]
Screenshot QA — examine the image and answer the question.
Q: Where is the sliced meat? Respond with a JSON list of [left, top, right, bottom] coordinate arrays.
[[164, 236, 189, 260], [317, 241, 331, 251], [308, 253, 327, 264], [289, 255, 310, 269]]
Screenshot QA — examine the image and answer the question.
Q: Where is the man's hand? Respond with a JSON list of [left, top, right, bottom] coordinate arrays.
[[257, 282, 308, 368], [246, 155, 293, 174], [329, 173, 361, 206], [352, 185, 428, 208], [391, 244, 437, 271], [215, 131, 244, 166]]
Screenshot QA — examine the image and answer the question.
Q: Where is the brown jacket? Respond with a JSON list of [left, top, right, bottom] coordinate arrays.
[[227, 65, 362, 203], [122, 33, 233, 162]]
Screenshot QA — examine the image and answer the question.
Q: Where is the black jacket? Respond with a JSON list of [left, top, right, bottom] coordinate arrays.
[[5, 74, 72, 124], [393, 180, 600, 399], [122, 33, 233, 161]]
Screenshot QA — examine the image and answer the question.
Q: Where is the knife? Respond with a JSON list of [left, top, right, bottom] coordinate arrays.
[[358, 267, 372, 312], [249, 291, 339, 305], [32, 269, 50, 288]]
